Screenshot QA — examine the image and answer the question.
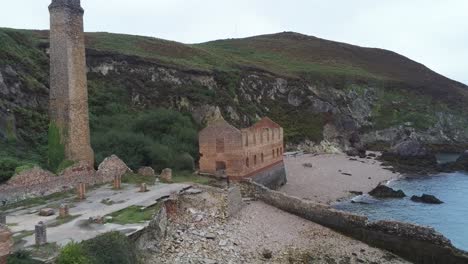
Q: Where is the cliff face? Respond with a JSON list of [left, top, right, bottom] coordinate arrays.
[[1, 28, 468, 164]]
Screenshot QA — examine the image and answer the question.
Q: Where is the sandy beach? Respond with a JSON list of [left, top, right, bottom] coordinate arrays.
[[281, 153, 400, 204]]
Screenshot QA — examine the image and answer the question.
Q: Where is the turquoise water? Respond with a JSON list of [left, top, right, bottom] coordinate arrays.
[[334, 172, 468, 251]]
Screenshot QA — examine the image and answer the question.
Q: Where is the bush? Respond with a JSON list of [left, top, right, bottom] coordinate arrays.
[[0, 157, 21, 183], [56, 232, 138, 264], [91, 109, 198, 172], [56, 242, 90, 264], [7, 250, 43, 264], [47, 122, 65, 173], [173, 152, 195, 171], [81, 232, 139, 264]]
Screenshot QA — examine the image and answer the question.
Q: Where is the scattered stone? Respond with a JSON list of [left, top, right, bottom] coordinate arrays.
[[411, 194, 444, 204], [160, 168, 173, 183], [341, 173, 352, 176], [302, 163, 313, 168], [349, 191, 363, 196], [369, 185, 406, 198], [39, 208, 55, 217], [205, 233, 216, 240], [262, 249, 273, 259], [182, 188, 203, 195], [225, 186, 243, 218], [193, 214, 204, 222], [358, 149, 367, 159], [35, 222, 47, 246], [138, 167, 155, 177], [88, 216, 105, 224], [368, 153, 377, 158], [218, 240, 228, 247]]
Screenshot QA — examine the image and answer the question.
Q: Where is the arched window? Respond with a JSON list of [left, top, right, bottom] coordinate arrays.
[[277, 148, 280, 157], [254, 155, 257, 166], [246, 157, 250, 168], [216, 138, 224, 153], [245, 133, 249, 147], [261, 153, 264, 163], [272, 149, 275, 158], [280, 147, 283, 155]]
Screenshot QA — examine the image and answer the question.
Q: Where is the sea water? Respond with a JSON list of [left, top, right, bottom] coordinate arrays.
[[334, 171, 468, 251]]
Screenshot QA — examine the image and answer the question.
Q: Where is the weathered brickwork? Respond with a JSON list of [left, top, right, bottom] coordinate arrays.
[[199, 117, 284, 179], [49, 0, 94, 166]]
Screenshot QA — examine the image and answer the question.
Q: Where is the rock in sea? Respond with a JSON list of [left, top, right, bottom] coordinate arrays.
[[369, 185, 406, 198], [411, 194, 444, 204]]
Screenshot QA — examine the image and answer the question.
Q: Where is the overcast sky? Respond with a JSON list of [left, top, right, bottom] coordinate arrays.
[[1, 0, 467, 85]]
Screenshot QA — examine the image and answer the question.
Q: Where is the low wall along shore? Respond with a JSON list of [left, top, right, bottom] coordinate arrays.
[[239, 181, 468, 264]]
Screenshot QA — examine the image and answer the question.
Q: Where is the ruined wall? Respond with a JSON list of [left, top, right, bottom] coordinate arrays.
[[241, 181, 468, 264], [49, 0, 94, 166], [249, 161, 287, 190], [0, 155, 129, 205]]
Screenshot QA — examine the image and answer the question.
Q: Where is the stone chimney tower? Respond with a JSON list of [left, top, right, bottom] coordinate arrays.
[[49, 0, 94, 166]]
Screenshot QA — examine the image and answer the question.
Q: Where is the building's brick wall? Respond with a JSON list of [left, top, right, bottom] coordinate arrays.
[[199, 117, 284, 179]]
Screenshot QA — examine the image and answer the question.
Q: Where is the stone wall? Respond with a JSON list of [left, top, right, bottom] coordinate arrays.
[[248, 161, 287, 190], [241, 181, 468, 264]]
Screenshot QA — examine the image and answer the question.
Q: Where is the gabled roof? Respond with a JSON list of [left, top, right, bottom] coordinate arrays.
[[250, 117, 281, 129]]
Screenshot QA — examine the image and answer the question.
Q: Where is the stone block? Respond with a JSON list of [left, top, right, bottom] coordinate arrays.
[[39, 208, 55, 217], [226, 186, 243, 217], [138, 167, 155, 177], [160, 168, 173, 183], [139, 183, 148, 193], [59, 204, 69, 218], [35, 222, 47, 246]]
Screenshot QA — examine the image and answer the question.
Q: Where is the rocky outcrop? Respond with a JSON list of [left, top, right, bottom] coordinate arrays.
[[369, 185, 406, 198], [134, 206, 168, 253], [411, 194, 444, 204], [380, 139, 438, 174]]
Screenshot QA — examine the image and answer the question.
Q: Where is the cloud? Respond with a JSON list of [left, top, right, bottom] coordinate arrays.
[[0, 0, 466, 84]]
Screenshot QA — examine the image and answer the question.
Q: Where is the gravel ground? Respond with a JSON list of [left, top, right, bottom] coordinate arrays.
[[281, 153, 400, 204], [146, 190, 409, 264]]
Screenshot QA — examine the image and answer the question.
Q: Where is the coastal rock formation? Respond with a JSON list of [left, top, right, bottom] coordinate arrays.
[[411, 194, 444, 204], [2, 28, 468, 171], [369, 185, 406, 198], [380, 139, 438, 173]]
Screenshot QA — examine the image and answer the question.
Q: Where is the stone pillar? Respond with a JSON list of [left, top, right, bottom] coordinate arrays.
[[59, 204, 69, 218], [77, 182, 86, 200], [160, 168, 173, 183], [139, 183, 148, 193], [49, 0, 94, 166], [113, 174, 122, 189], [35, 222, 47, 246], [0, 226, 13, 264]]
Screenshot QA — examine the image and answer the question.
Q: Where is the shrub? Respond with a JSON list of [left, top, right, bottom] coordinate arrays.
[[0, 157, 21, 183], [56, 242, 90, 264], [7, 250, 43, 264], [47, 122, 65, 173], [173, 152, 195, 171], [81, 232, 139, 264]]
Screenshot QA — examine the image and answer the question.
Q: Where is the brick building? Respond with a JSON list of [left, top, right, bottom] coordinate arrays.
[[199, 117, 284, 180]]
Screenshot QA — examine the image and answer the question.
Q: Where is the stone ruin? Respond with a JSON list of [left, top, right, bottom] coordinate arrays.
[[0, 226, 13, 264], [49, 0, 94, 166]]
